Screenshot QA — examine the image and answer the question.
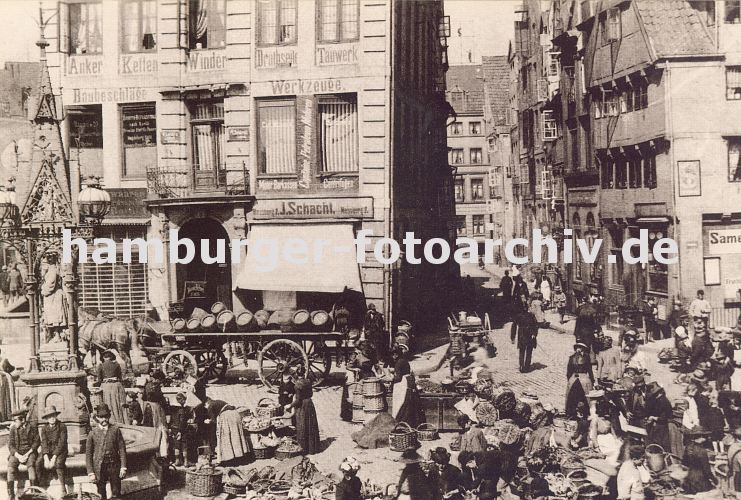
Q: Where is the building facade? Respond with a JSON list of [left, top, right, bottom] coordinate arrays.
[[40, 0, 455, 330]]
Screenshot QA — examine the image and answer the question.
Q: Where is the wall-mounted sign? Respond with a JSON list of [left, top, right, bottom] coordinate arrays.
[[257, 178, 300, 191], [228, 127, 249, 142], [119, 54, 158, 75], [68, 107, 103, 148], [269, 78, 345, 96], [319, 177, 358, 190], [725, 276, 741, 300], [254, 197, 374, 219], [316, 43, 359, 66], [707, 229, 741, 255], [122, 107, 157, 146], [678, 160, 701, 197], [183, 281, 207, 300], [106, 188, 149, 219], [187, 50, 228, 72], [66, 55, 104, 76], [161, 129, 185, 145], [255, 47, 298, 69], [71, 87, 152, 105]]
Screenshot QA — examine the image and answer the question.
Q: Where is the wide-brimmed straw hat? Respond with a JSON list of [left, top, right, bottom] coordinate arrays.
[[573, 342, 588, 351], [41, 405, 61, 419], [398, 448, 423, 464]]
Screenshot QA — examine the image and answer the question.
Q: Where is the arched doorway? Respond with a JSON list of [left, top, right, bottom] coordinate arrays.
[[176, 218, 232, 316]]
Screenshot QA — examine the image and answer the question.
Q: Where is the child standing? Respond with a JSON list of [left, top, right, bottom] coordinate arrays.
[[554, 286, 567, 324], [169, 392, 194, 466]]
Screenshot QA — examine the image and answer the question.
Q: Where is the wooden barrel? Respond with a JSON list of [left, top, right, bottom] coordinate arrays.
[[216, 310, 235, 331], [254, 310, 271, 329], [235, 311, 256, 331], [211, 302, 227, 314], [268, 309, 295, 331], [186, 318, 201, 333], [190, 307, 209, 320], [311, 310, 331, 329], [200, 314, 217, 332], [292, 309, 311, 329], [351, 383, 365, 424], [172, 318, 187, 333]]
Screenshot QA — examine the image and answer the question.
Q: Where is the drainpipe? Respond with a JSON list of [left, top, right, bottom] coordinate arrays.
[[664, 61, 682, 301], [384, 2, 395, 333]]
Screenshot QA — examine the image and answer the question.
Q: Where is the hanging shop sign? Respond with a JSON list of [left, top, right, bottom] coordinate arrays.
[[66, 55, 104, 76], [255, 47, 298, 69], [253, 197, 374, 219], [119, 53, 158, 75], [187, 50, 228, 72], [707, 228, 741, 255], [122, 108, 157, 147], [315, 43, 359, 66]]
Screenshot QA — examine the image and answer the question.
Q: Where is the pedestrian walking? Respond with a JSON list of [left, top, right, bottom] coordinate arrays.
[[86, 404, 127, 500], [512, 275, 529, 311], [540, 274, 552, 308], [512, 310, 538, 373], [554, 286, 567, 323], [499, 270, 513, 301], [7, 407, 40, 500], [36, 405, 68, 493]]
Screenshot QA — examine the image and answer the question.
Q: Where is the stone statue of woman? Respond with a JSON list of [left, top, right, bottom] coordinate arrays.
[[40, 253, 67, 343]]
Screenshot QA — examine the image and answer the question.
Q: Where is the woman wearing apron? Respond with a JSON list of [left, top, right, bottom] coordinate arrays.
[[391, 344, 420, 427], [565, 343, 593, 419], [95, 350, 130, 425]]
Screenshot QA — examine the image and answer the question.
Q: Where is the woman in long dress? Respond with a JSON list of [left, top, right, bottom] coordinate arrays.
[[391, 344, 420, 427], [565, 343, 593, 419], [0, 347, 17, 421], [95, 350, 130, 425], [40, 255, 67, 343], [285, 378, 320, 455]]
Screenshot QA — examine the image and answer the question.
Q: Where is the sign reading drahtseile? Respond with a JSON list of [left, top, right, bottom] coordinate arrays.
[[254, 198, 373, 219]]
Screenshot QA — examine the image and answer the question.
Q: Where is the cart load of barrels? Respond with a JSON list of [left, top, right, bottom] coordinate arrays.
[[170, 302, 335, 334]]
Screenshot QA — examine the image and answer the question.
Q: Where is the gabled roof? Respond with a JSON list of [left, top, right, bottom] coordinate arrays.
[[482, 56, 510, 126], [634, 0, 715, 59], [446, 65, 485, 114]]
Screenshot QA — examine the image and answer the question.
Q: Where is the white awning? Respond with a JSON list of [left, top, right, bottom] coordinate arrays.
[[234, 223, 363, 293]]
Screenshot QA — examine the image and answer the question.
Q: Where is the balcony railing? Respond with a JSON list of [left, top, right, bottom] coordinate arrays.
[[146, 163, 251, 199]]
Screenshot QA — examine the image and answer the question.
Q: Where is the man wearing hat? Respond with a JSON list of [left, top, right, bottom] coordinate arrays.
[[689, 321, 714, 370], [7, 407, 40, 500], [511, 308, 539, 373], [86, 404, 127, 499], [566, 342, 594, 418], [553, 285, 567, 324], [36, 406, 68, 493], [396, 448, 435, 499], [430, 447, 463, 500]]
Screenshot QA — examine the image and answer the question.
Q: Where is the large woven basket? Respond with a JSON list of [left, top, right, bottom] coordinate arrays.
[[275, 438, 302, 460], [256, 397, 281, 419], [389, 422, 418, 452], [416, 423, 439, 441], [186, 467, 223, 497], [253, 445, 275, 460]]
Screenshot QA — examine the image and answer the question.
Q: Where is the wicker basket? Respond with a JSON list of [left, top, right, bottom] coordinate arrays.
[[416, 423, 439, 441], [268, 480, 292, 496], [19, 487, 53, 500], [223, 483, 246, 496], [275, 448, 302, 461], [60, 492, 101, 500], [253, 445, 276, 460], [389, 422, 418, 452], [256, 398, 281, 419], [186, 467, 223, 497], [475, 401, 499, 426]]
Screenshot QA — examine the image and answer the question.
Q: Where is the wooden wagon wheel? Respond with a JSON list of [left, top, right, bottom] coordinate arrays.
[[196, 348, 228, 383], [162, 350, 198, 381], [257, 339, 309, 390], [302, 340, 332, 387]]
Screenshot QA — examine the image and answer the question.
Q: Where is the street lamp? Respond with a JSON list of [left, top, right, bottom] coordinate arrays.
[[78, 175, 111, 225]]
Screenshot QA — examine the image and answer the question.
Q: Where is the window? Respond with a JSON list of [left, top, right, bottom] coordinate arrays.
[[726, 0, 741, 23], [450, 148, 464, 164], [647, 229, 669, 293], [572, 213, 582, 281], [608, 226, 624, 286], [698, 2, 715, 26], [318, 95, 358, 173], [469, 122, 481, 135], [121, 0, 156, 52], [189, 0, 226, 49], [471, 179, 484, 201], [472, 215, 485, 235], [615, 156, 627, 189], [607, 8, 621, 41], [121, 103, 156, 179], [543, 110, 557, 140], [633, 80, 648, 110], [728, 137, 741, 181], [67, 105, 103, 178], [604, 89, 618, 116], [619, 88, 633, 113], [449, 122, 462, 135], [258, 0, 297, 45], [601, 157, 614, 189], [69, 2, 103, 54], [456, 216, 467, 236], [454, 178, 465, 202], [470, 148, 483, 164], [727, 67, 741, 100], [547, 51, 560, 77], [80, 227, 148, 317], [644, 153, 657, 188], [318, 0, 359, 42], [257, 99, 296, 174], [569, 124, 578, 170], [628, 155, 642, 188], [190, 101, 225, 188]]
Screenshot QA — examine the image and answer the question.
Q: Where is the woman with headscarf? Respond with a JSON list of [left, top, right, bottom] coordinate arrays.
[[391, 344, 420, 427], [336, 456, 362, 500], [95, 350, 129, 425], [284, 378, 320, 455], [0, 346, 17, 421], [565, 342, 593, 419], [397, 448, 435, 500], [645, 382, 673, 452]]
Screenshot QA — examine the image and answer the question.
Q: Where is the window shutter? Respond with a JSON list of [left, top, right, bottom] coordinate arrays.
[[58, 2, 69, 54]]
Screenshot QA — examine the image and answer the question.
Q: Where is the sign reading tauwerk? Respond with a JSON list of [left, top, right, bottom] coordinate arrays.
[[254, 198, 373, 219], [316, 43, 359, 66], [707, 228, 741, 255]]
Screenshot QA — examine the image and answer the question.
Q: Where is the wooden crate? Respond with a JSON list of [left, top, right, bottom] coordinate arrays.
[[419, 393, 461, 432]]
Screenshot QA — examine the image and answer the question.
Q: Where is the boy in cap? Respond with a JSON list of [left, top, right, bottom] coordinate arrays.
[[169, 392, 194, 466], [36, 405, 68, 493], [124, 391, 143, 426], [86, 404, 127, 500], [7, 407, 40, 500]]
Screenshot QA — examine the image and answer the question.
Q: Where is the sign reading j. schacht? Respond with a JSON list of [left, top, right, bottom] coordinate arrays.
[[254, 197, 373, 219], [707, 228, 741, 255]]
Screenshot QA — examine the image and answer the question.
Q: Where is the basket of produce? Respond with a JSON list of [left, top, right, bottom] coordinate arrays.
[[223, 483, 246, 496], [577, 483, 603, 498], [186, 466, 223, 497], [275, 438, 302, 460], [268, 480, 292, 496], [497, 422, 521, 446], [455, 380, 472, 395], [493, 389, 517, 413], [526, 446, 562, 474], [560, 456, 585, 477], [416, 423, 439, 441], [474, 378, 493, 399], [19, 487, 54, 500], [475, 401, 500, 426], [389, 422, 418, 452], [242, 415, 272, 433], [256, 397, 282, 419]]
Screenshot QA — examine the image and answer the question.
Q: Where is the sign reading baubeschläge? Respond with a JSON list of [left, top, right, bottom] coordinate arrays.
[[253, 198, 373, 219]]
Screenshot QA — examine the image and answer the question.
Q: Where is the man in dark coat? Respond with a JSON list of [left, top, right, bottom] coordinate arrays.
[[86, 404, 127, 500], [499, 270, 513, 301], [7, 408, 40, 500], [690, 323, 714, 370], [36, 406, 68, 493], [512, 310, 539, 373]]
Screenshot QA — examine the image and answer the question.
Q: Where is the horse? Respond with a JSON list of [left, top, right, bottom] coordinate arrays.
[[77, 307, 143, 366]]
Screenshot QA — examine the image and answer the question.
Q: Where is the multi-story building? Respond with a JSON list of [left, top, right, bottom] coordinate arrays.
[[446, 65, 491, 253], [546, 0, 741, 325], [38, 0, 455, 330]]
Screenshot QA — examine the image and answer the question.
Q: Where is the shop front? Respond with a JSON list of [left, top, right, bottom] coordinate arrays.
[[701, 216, 741, 327]]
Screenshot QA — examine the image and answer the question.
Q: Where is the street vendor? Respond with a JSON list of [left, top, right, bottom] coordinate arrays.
[[96, 350, 130, 425], [620, 332, 648, 375], [673, 326, 692, 371], [644, 382, 673, 451], [566, 342, 593, 418], [682, 426, 717, 494], [391, 344, 421, 427], [690, 320, 714, 370], [430, 447, 463, 500]]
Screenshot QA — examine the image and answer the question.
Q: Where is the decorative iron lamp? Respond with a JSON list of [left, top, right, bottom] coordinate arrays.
[[77, 175, 111, 225], [0, 181, 19, 227]]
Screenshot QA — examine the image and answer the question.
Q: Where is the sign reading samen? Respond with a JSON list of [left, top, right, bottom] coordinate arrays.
[[707, 229, 741, 255], [254, 198, 373, 219]]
